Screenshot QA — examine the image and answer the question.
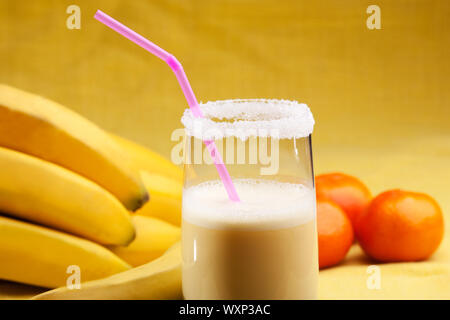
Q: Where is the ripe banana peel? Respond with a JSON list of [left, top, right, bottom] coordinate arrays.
[[112, 134, 183, 182], [110, 124, 186, 226], [136, 171, 182, 226], [0, 146, 135, 245], [109, 215, 181, 267], [0, 84, 148, 211], [33, 242, 182, 300], [0, 216, 130, 289]]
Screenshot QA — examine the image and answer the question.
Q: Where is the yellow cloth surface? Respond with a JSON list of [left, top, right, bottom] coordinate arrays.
[[0, 0, 449, 299]]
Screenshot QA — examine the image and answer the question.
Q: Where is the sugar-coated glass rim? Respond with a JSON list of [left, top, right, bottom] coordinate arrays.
[[181, 99, 315, 140]]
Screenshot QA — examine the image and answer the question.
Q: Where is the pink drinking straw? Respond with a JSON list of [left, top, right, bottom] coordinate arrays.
[[94, 10, 240, 202]]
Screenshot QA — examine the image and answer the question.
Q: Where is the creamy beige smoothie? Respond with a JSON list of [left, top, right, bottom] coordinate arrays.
[[182, 179, 318, 300]]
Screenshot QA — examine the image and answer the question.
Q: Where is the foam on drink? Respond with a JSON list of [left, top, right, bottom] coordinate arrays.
[[183, 179, 315, 230]]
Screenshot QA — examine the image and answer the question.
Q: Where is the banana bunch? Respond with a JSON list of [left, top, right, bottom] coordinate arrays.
[[0, 84, 183, 299]]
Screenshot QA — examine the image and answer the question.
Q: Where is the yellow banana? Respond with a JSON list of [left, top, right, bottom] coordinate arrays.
[[34, 242, 182, 300], [112, 134, 183, 182], [0, 216, 130, 288], [0, 84, 148, 211], [110, 134, 184, 225], [109, 215, 181, 267], [0, 146, 135, 245], [136, 171, 182, 226]]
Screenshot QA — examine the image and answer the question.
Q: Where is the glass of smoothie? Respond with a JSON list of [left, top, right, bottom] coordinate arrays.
[[181, 99, 317, 300]]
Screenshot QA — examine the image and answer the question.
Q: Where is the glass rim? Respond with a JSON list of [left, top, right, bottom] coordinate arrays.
[[181, 99, 315, 140]]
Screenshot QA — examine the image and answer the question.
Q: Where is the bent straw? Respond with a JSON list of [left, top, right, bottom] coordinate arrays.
[[94, 10, 240, 202]]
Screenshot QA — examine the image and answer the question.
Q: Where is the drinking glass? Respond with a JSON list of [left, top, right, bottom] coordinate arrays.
[[181, 99, 317, 300]]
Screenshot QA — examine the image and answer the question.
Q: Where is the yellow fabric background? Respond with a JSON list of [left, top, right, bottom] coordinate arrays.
[[0, 0, 449, 299]]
